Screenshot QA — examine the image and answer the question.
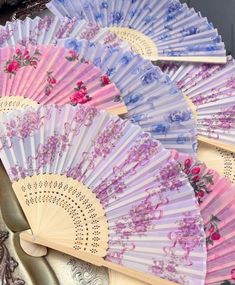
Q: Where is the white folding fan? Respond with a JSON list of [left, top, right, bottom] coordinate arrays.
[[160, 56, 235, 153], [0, 104, 206, 285], [0, 41, 196, 154], [0, 15, 127, 49], [172, 150, 235, 285], [47, 0, 226, 63]]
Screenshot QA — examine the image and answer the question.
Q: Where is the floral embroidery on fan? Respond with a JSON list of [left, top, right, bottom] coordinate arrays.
[[27, 134, 70, 171], [55, 17, 77, 40], [103, 31, 123, 48], [0, 26, 14, 46], [182, 158, 214, 203], [123, 133, 159, 168], [20, 17, 53, 46], [64, 106, 99, 136], [111, 11, 124, 24], [155, 161, 184, 192], [198, 105, 235, 136], [93, 133, 159, 204], [80, 23, 101, 40], [142, 70, 161, 85], [192, 85, 234, 106], [167, 214, 204, 262], [0, 108, 51, 149], [114, 192, 166, 239], [4, 47, 41, 75], [45, 71, 57, 96], [205, 215, 221, 246], [9, 164, 29, 181], [70, 81, 91, 106], [152, 254, 187, 284], [93, 178, 127, 206], [101, 75, 111, 86], [88, 119, 127, 159], [168, 110, 191, 123], [152, 213, 204, 283], [106, 241, 135, 264], [66, 119, 127, 180]]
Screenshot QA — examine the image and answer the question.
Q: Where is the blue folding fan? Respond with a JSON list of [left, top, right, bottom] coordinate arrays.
[[160, 56, 235, 153], [0, 34, 196, 154], [47, 0, 226, 63], [61, 38, 197, 154]]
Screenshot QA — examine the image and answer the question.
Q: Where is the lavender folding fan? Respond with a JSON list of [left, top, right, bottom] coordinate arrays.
[[47, 0, 226, 63], [0, 104, 206, 285], [160, 56, 235, 153], [0, 15, 126, 49], [0, 40, 196, 154]]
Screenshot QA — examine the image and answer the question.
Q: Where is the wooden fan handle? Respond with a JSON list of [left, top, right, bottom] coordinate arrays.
[[20, 230, 178, 285], [103, 260, 178, 285], [157, 56, 227, 63], [20, 230, 47, 257], [198, 135, 235, 153]]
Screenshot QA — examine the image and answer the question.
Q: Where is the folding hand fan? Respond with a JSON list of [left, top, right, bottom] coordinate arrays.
[[0, 40, 196, 154], [0, 15, 127, 49], [172, 150, 235, 285], [160, 56, 235, 153], [47, 0, 226, 63], [0, 104, 206, 285], [0, 43, 126, 115], [61, 38, 196, 154]]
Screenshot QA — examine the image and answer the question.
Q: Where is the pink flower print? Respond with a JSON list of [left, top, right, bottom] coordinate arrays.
[[152, 261, 164, 274], [196, 190, 204, 198], [192, 95, 204, 106], [70, 90, 91, 105], [166, 264, 176, 273], [47, 77, 56, 85], [4, 48, 41, 75], [101, 75, 111, 85], [6, 61, 20, 73], [210, 231, 221, 241], [206, 215, 221, 246], [184, 158, 191, 168], [208, 225, 215, 235], [231, 268, 235, 280], [65, 50, 80, 62], [80, 23, 101, 40], [45, 71, 57, 96], [116, 222, 126, 232], [70, 81, 91, 105], [191, 166, 200, 175]]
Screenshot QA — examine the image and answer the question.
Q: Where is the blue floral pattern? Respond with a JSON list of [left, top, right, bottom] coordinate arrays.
[[48, 0, 226, 60], [62, 38, 196, 154]]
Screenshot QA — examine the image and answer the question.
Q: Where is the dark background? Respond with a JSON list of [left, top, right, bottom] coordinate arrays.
[[0, 0, 234, 56]]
